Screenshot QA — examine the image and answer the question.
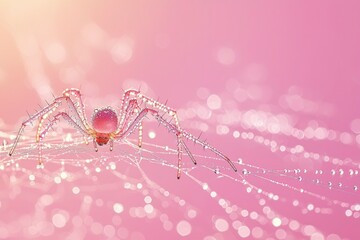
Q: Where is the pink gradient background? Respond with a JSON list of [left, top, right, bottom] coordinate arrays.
[[0, 1, 360, 239]]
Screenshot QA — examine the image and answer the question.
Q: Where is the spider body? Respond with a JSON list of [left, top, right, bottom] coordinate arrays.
[[9, 88, 237, 178], [91, 108, 118, 146]]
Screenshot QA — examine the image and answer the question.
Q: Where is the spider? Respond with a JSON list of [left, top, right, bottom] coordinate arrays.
[[9, 88, 237, 178]]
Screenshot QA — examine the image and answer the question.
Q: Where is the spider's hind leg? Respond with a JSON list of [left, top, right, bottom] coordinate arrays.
[[174, 132, 197, 179], [116, 107, 197, 179], [150, 113, 197, 178], [153, 113, 237, 174], [181, 131, 238, 172]]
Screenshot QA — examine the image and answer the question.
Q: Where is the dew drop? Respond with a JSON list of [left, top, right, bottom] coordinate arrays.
[[176, 220, 192, 237]]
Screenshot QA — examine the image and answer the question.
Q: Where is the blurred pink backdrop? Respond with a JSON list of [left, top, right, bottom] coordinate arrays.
[[0, 1, 359, 239]]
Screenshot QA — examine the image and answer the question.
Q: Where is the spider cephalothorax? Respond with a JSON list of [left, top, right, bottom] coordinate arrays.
[[9, 88, 237, 178]]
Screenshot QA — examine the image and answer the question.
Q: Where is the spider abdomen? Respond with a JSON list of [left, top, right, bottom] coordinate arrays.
[[92, 107, 118, 133]]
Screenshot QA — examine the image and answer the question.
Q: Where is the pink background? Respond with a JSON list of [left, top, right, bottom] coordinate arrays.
[[0, 1, 359, 239]]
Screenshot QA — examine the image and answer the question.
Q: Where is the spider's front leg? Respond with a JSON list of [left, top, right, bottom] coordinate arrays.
[[119, 90, 183, 150]]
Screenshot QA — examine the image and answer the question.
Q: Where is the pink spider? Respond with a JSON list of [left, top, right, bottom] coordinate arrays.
[[9, 88, 237, 178]]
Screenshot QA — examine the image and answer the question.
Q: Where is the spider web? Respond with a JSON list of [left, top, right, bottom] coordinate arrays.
[[0, 96, 359, 240]]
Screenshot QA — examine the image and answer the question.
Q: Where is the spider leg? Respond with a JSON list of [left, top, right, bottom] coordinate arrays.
[[9, 90, 91, 156], [181, 131, 238, 172], [119, 90, 180, 149], [152, 113, 198, 179], [9, 124, 26, 156], [117, 90, 237, 177], [62, 88, 91, 130], [39, 112, 89, 141], [93, 139, 98, 152], [138, 122, 143, 148], [154, 113, 237, 173], [147, 93, 237, 171], [37, 112, 89, 166], [116, 108, 194, 179], [116, 98, 143, 148], [9, 98, 63, 156], [35, 98, 89, 148], [176, 137, 183, 179], [117, 99, 140, 132], [118, 90, 137, 128], [109, 139, 114, 151], [117, 108, 155, 139], [62, 89, 93, 144], [38, 142, 44, 168], [120, 90, 184, 146]]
